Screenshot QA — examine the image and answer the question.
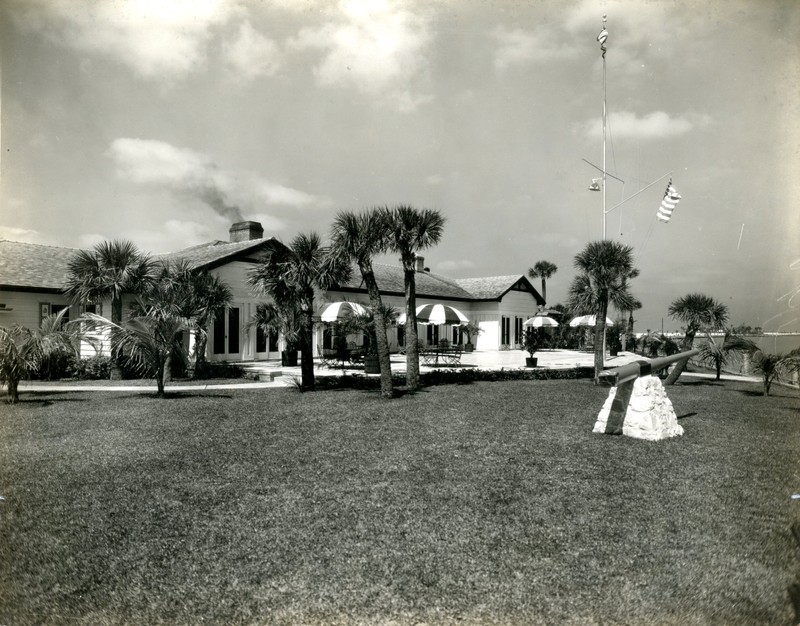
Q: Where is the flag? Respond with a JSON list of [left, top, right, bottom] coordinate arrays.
[[657, 179, 681, 222], [597, 19, 608, 58]]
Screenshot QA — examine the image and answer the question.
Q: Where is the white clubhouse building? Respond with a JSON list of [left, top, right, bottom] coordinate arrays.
[[0, 221, 545, 362]]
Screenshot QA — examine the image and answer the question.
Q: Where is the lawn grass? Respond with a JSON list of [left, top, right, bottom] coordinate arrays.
[[1, 377, 799, 625]]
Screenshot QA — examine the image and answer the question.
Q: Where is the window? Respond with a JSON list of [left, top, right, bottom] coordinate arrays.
[[501, 316, 511, 345], [426, 324, 439, 345], [81, 303, 102, 316], [213, 310, 226, 354], [256, 326, 268, 353], [514, 317, 524, 346], [40, 302, 72, 327]]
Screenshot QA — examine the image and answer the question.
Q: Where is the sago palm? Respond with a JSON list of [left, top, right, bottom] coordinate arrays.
[[663, 293, 729, 385], [382, 206, 446, 391], [696, 332, 757, 381], [0, 309, 83, 403], [331, 209, 394, 398], [568, 240, 637, 383], [81, 309, 189, 397]]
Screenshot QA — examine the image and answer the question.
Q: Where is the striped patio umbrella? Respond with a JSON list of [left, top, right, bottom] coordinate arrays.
[[319, 301, 368, 323], [568, 314, 614, 327], [413, 303, 469, 326], [523, 316, 559, 328]]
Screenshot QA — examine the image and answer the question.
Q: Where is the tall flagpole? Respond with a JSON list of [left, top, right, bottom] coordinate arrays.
[[598, 15, 608, 240], [597, 16, 609, 363]]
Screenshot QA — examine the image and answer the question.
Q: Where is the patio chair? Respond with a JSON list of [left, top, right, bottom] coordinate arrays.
[[317, 346, 338, 368]]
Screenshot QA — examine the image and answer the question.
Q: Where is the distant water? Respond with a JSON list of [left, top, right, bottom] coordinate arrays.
[[740, 334, 800, 355], [690, 334, 800, 355]]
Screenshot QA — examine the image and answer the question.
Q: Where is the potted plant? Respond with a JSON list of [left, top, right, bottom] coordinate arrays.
[[523, 327, 539, 367], [362, 321, 380, 374], [607, 329, 622, 357], [341, 309, 381, 374], [463, 321, 483, 352]]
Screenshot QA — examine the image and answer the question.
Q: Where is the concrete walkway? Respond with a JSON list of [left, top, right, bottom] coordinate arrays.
[[17, 349, 762, 393]]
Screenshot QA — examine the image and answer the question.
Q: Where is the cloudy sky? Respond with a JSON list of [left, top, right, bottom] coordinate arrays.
[[1, 0, 798, 332]]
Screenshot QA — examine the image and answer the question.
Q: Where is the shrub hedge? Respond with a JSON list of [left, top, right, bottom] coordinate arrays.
[[315, 366, 594, 391]]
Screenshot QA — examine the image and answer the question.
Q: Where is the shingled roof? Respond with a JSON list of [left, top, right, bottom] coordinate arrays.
[[456, 275, 544, 303], [1, 237, 543, 305], [157, 237, 283, 271], [335, 263, 472, 301], [0, 240, 86, 292], [0, 237, 284, 293], [336, 264, 544, 303]]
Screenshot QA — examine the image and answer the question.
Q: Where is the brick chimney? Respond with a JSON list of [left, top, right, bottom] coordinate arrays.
[[229, 221, 264, 242], [415, 255, 425, 272]]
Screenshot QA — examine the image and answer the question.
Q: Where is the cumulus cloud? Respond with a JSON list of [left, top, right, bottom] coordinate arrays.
[[289, 0, 432, 110], [582, 111, 695, 140], [224, 20, 283, 80], [8, 0, 239, 78], [108, 138, 323, 222], [492, 26, 580, 70], [0, 225, 57, 245]]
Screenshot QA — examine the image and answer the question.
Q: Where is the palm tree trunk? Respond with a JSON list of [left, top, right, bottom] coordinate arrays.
[[110, 295, 124, 380], [593, 300, 608, 384], [362, 264, 394, 399], [403, 267, 420, 391], [193, 329, 208, 378], [664, 332, 694, 386], [7, 377, 20, 404], [155, 360, 166, 397], [300, 305, 315, 392]]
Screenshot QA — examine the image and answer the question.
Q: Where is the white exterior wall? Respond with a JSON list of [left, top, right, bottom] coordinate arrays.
[[0, 289, 115, 357], [0, 290, 72, 329]]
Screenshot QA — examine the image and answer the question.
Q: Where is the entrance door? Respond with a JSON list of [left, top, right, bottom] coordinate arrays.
[[212, 307, 242, 358], [255, 325, 280, 359]]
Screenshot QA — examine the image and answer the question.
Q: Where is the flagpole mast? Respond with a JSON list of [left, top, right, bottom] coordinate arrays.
[[601, 14, 607, 240], [597, 15, 609, 363]]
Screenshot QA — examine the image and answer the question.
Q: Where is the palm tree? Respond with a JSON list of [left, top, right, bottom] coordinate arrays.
[[81, 308, 190, 397], [383, 206, 446, 391], [247, 301, 302, 362], [696, 332, 758, 381], [0, 309, 83, 403], [567, 240, 637, 383], [141, 259, 234, 378], [663, 293, 729, 385], [330, 209, 394, 398], [187, 272, 232, 377], [622, 297, 642, 352], [528, 260, 558, 306], [64, 240, 156, 379], [248, 233, 350, 392]]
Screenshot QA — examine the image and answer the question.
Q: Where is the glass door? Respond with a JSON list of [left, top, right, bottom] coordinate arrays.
[[212, 307, 242, 358]]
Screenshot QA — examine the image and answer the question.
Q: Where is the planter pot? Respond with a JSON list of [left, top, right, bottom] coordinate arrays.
[[464, 343, 474, 353], [364, 355, 380, 374], [281, 350, 298, 367], [526, 357, 538, 368]]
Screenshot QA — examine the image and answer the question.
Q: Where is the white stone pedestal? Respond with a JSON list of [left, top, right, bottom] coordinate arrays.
[[594, 375, 684, 440]]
